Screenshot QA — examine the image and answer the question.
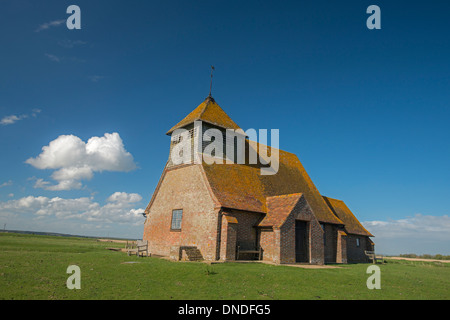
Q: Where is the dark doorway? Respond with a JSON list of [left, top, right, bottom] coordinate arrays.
[[295, 220, 309, 263]]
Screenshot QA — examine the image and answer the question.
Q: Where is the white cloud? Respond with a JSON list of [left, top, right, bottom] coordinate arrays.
[[362, 214, 450, 255], [45, 53, 60, 62], [107, 192, 142, 203], [0, 115, 23, 125], [35, 19, 65, 32], [0, 180, 13, 188], [0, 192, 145, 226], [1, 109, 41, 126], [35, 178, 83, 191], [363, 214, 450, 240], [26, 133, 137, 191]]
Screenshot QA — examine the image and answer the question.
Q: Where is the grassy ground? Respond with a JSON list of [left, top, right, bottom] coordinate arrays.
[[1, 232, 449, 300]]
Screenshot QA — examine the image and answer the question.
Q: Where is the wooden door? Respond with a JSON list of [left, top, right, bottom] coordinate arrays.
[[295, 220, 308, 263]]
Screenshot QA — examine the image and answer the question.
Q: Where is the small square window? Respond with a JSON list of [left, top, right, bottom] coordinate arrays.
[[171, 209, 183, 230]]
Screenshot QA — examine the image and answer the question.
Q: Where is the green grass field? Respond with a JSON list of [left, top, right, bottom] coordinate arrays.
[[1, 232, 449, 300]]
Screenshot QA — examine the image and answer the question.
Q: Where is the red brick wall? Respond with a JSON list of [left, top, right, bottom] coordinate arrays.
[[260, 228, 280, 263], [346, 234, 372, 263], [143, 165, 218, 260], [219, 215, 237, 261], [336, 230, 347, 263]]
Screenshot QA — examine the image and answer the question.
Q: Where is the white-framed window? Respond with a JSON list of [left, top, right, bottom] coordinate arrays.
[[171, 209, 183, 231], [356, 237, 360, 247]]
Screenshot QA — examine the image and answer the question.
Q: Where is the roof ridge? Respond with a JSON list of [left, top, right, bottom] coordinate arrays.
[[247, 139, 296, 156], [322, 195, 344, 202], [198, 96, 211, 120], [266, 193, 303, 199]]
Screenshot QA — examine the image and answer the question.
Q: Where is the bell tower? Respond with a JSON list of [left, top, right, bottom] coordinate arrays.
[[166, 96, 243, 168]]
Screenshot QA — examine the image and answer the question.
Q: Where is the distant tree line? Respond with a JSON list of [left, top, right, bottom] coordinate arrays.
[[399, 253, 450, 260]]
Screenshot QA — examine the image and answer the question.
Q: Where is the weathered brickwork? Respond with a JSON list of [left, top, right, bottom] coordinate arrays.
[[336, 230, 348, 264], [219, 214, 237, 261], [143, 165, 218, 261], [259, 229, 279, 263], [346, 234, 373, 263]]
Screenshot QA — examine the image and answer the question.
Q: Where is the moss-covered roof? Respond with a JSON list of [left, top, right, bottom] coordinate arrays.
[[166, 96, 241, 135], [322, 196, 374, 237], [201, 140, 344, 225]]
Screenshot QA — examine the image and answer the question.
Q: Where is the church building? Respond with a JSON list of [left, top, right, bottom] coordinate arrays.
[[143, 95, 374, 264]]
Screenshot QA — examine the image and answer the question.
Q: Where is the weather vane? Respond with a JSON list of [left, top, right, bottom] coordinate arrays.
[[209, 65, 215, 97]]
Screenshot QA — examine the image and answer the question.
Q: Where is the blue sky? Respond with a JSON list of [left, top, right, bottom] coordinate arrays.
[[0, 1, 449, 254]]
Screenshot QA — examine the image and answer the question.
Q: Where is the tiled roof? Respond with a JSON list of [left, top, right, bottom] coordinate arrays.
[[166, 96, 241, 135], [258, 194, 303, 228], [322, 196, 374, 237], [201, 140, 344, 225]]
